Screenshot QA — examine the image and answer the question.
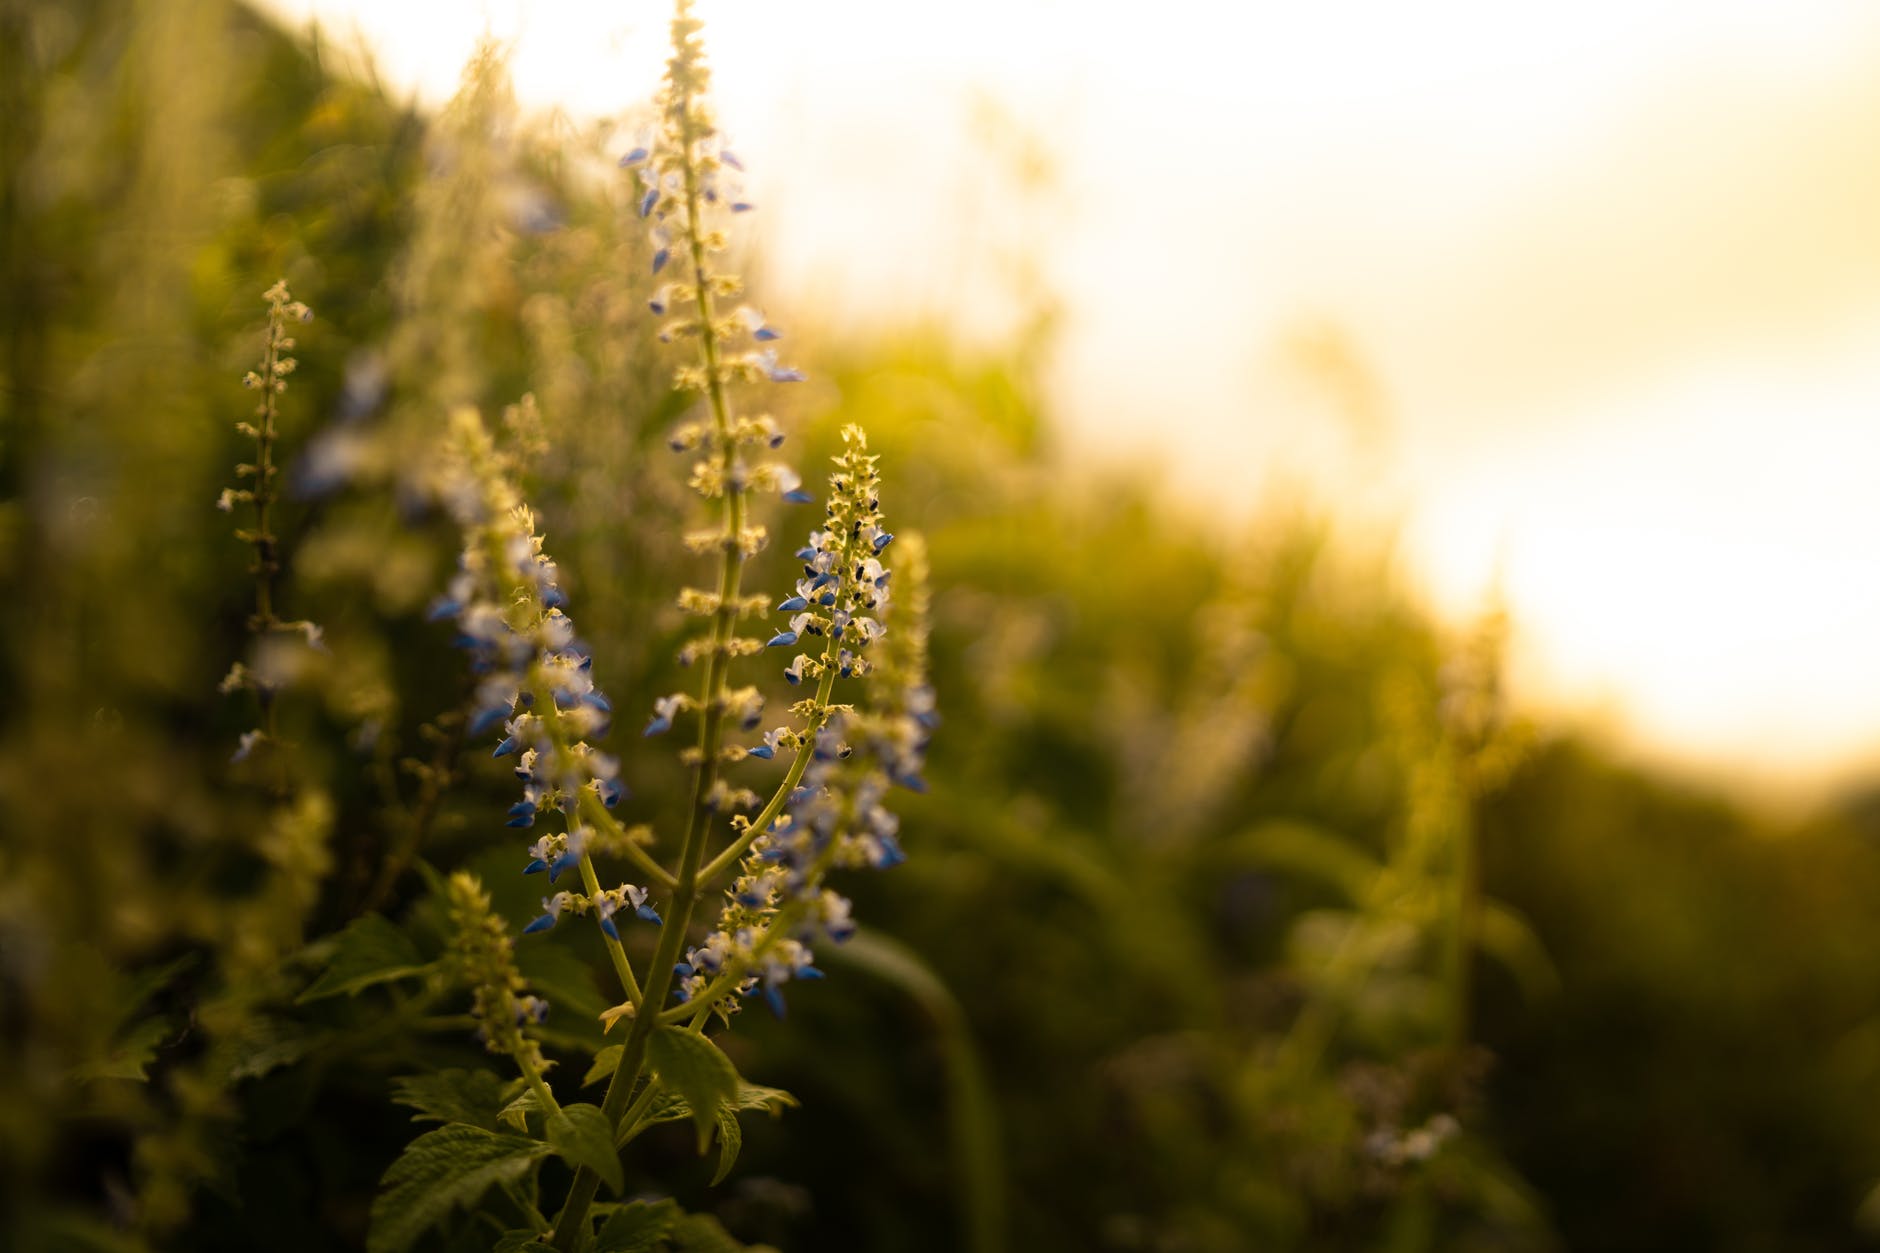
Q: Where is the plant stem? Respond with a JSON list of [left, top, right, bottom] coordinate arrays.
[[548, 58, 745, 1250]]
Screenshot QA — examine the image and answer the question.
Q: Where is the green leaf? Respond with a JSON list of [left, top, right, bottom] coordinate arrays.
[[584, 1044, 623, 1088], [366, 1125, 552, 1253], [499, 1088, 545, 1134], [710, 1104, 741, 1186], [298, 913, 430, 1003], [494, 1231, 556, 1252], [390, 1069, 512, 1131], [639, 1080, 798, 1130], [547, 1102, 624, 1195], [223, 1016, 328, 1082], [668, 1213, 759, 1252], [644, 1027, 740, 1154], [71, 1015, 173, 1082], [593, 1198, 680, 1252]]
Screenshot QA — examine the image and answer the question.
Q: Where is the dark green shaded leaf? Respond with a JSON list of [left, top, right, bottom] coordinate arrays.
[[644, 1027, 739, 1154], [297, 913, 429, 1003], [70, 1016, 172, 1082], [366, 1125, 552, 1253], [547, 1102, 623, 1194], [390, 1068, 512, 1131], [584, 1043, 623, 1087], [668, 1213, 759, 1252], [593, 1198, 680, 1252]]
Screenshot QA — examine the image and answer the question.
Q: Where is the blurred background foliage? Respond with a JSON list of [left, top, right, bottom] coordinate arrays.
[[6, 2, 1880, 1250]]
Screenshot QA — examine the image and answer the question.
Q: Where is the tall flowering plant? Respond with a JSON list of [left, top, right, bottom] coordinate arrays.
[[358, 4, 935, 1249]]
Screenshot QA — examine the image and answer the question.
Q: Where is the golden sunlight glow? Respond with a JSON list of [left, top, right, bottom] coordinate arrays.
[[262, 0, 1880, 784]]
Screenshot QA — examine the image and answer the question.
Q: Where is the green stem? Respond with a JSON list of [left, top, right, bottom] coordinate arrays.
[[518, 1053, 563, 1121], [577, 794, 675, 890], [548, 60, 746, 1251], [576, 852, 643, 1006], [611, 1077, 665, 1149], [696, 664, 839, 884]]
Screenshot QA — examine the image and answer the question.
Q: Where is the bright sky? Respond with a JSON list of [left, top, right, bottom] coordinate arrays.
[[263, 0, 1880, 791]]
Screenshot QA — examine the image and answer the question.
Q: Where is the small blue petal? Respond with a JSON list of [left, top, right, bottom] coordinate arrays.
[[637, 905, 664, 925], [493, 736, 518, 758], [652, 248, 670, 274], [731, 201, 755, 213], [763, 985, 786, 1017], [599, 916, 620, 941], [873, 532, 895, 552], [766, 631, 798, 648], [599, 780, 625, 808], [522, 914, 556, 934], [426, 598, 461, 622], [644, 714, 672, 737], [799, 965, 824, 981], [550, 852, 579, 880], [782, 489, 814, 504], [778, 596, 809, 612], [469, 705, 509, 737], [524, 859, 548, 875], [639, 188, 658, 218], [721, 150, 745, 171], [620, 146, 650, 166], [748, 744, 774, 759], [753, 326, 780, 342]]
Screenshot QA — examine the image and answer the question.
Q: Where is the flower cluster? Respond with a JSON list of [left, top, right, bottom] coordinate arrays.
[[430, 409, 651, 942], [620, 3, 805, 395], [674, 437, 935, 1021], [523, 881, 662, 940], [430, 409, 625, 813], [444, 871, 552, 1076], [770, 426, 893, 690]]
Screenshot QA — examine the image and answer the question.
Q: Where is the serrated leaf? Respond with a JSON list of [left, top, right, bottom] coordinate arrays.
[[594, 1198, 680, 1252], [710, 1104, 742, 1186], [584, 1044, 623, 1088], [547, 1102, 623, 1195], [640, 1080, 799, 1129], [645, 1027, 739, 1154], [366, 1125, 552, 1253], [494, 1230, 556, 1252], [223, 1016, 327, 1082], [71, 1015, 173, 1082], [298, 913, 430, 1003], [390, 1069, 511, 1131], [668, 1213, 756, 1252], [499, 1088, 545, 1134]]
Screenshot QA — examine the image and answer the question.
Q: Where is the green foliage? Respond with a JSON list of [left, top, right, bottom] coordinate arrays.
[[297, 913, 431, 1002], [547, 1104, 624, 1194], [391, 1069, 514, 1131], [10, 1, 1880, 1250], [367, 1126, 553, 1253], [646, 1027, 742, 1154]]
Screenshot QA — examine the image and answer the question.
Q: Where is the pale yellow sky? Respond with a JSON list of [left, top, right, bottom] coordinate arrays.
[[264, 0, 1880, 789]]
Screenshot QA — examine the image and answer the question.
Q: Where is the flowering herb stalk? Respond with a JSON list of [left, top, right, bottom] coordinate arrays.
[[359, 6, 932, 1248], [218, 282, 324, 774]]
